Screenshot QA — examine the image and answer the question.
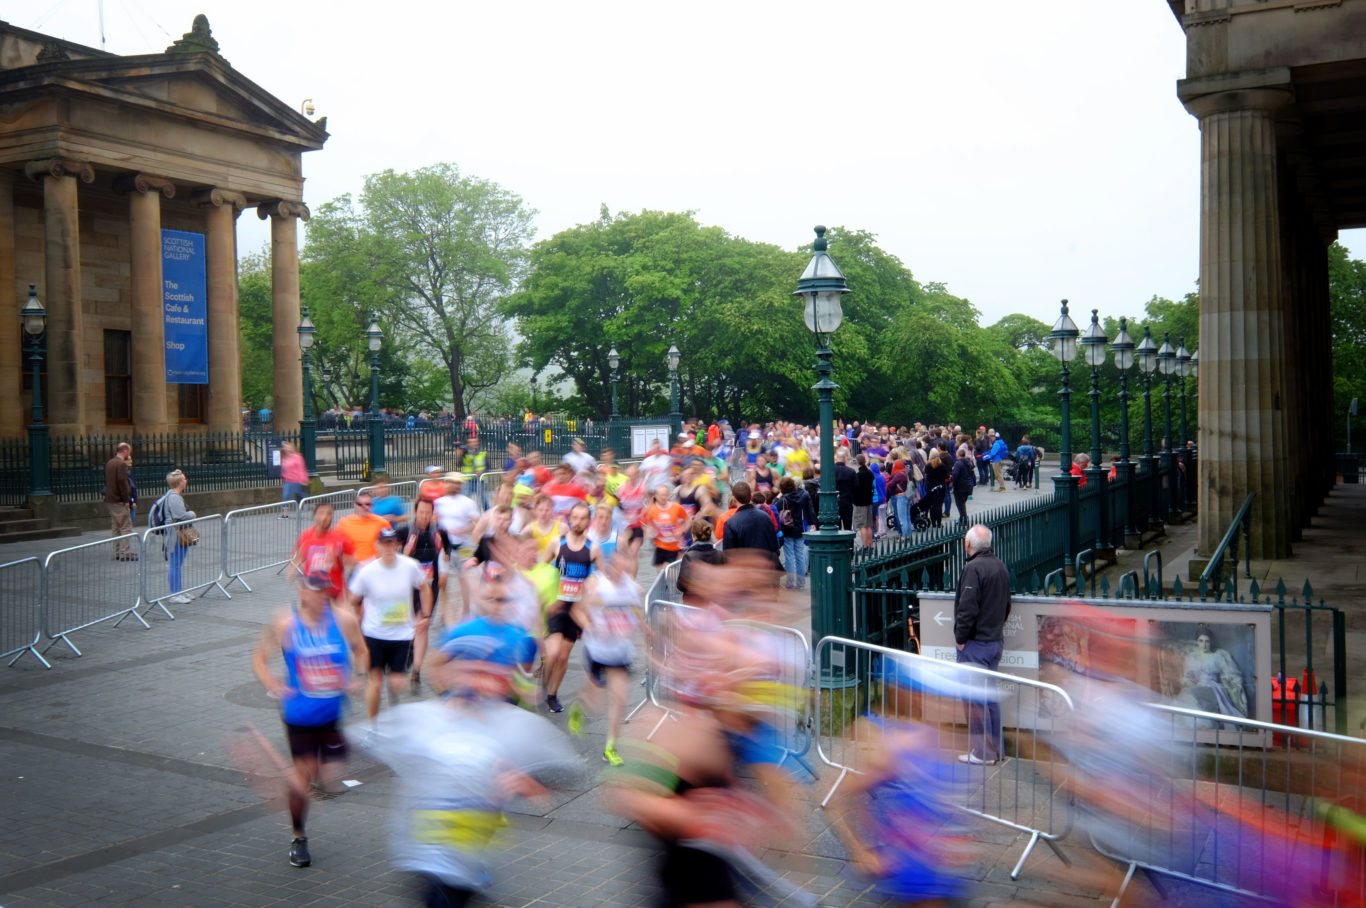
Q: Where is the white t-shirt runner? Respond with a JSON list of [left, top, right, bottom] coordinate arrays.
[[581, 572, 642, 666], [350, 554, 427, 641], [435, 494, 481, 556]]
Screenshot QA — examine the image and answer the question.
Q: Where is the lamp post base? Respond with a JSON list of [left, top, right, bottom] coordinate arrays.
[[808, 525, 855, 662], [27, 423, 50, 497]]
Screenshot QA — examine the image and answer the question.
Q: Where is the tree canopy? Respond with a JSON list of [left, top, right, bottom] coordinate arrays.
[[238, 161, 1366, 452], [301, 163, 535, 418]]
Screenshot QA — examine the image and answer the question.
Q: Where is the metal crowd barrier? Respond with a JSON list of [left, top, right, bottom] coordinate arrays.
[[639, 600, 814, 778], [813, 636, 1076, 880], [222, 501, 298, 592], [727, 617, 816, 777], [43, 534, 147, 656], [1099, 702, 1366, 906], [141, 515, 229, 618], [0, 557, 45, 668], [298, 489, 362, 522], [361, 479, 419, 516], [624, 563, 683, 725]]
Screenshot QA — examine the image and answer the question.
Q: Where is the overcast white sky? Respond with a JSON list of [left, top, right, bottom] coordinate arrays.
[[24, 0, 1366, 329]]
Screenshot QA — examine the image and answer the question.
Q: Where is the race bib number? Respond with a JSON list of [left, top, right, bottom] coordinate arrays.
[[604, 608, 634, 637], [381, 600, 409, 625], [296, 654, 345, 696], [411, 808, 506, 848], [656, 523, 676, 544], [420, 562, 435, 581], [558, 578, 583, 602]]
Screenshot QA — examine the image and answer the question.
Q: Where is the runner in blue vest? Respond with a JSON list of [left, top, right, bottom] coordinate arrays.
[[253, 572, 366, 869], [541, 502, 605, 714]]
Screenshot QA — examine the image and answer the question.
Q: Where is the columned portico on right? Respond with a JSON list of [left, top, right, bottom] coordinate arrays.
[[1166, 0, 1366, 561], [1182, 80, 1294, 559]]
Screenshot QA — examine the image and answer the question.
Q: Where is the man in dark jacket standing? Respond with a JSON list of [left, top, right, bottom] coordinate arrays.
[[954, 524, 1010, 764], [950, 450, 976, 526], [833, 450, 856, 532], [104, 442, 135, 561], [720, 482, 779, 567]]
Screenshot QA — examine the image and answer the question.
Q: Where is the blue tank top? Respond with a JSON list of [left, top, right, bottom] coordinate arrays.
[[281, 608, 350, 726], [554, 536, 593, 603]]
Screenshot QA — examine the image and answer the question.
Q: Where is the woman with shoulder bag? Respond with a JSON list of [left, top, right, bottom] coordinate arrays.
[[162, 470, 198, 604]]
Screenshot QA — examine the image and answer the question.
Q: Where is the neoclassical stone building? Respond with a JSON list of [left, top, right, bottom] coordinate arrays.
[[1166, 0, 1366, 558], [0, 16, 325, 438]]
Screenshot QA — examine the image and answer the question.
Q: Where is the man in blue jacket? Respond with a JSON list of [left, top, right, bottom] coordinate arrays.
[[986, 431, 1010, 493]]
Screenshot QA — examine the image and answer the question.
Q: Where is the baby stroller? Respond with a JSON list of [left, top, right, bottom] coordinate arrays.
[[908, 482, 947, 531]]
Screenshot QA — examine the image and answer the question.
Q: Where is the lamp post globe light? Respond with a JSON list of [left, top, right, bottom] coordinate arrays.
[[20, 284, 50, 497], [366, 311, 385, 477], [1112, 317, 1136, 541], [1135, 326, 1161, 530], [608, 346, 620, 419], [1079, 309, 1110, 551], [297, 306, 318, 483], [667, 343, 681, 438], [1049, 299, 1081, 573], [1157, 334, 1177, 519], [794, 225, 855, 675]]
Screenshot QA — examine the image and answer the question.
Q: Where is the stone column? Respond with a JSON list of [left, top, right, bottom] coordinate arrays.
[[116, 173, 176, 435], [1182, 83, 1294, 560], [258, 200, 310, 434], [0, 169, 19, 431], [25, 158, 94, 436], [194, 189, 248, 435]]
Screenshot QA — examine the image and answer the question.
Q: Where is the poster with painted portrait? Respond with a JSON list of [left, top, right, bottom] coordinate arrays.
[[1150, 621, 1256, 726]]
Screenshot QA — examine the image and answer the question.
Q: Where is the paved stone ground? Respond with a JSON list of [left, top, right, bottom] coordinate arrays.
[[3, 481, 1360, 906]]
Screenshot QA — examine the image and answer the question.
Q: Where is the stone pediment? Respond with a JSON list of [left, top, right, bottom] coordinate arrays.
[[0, 51, 327, 151]]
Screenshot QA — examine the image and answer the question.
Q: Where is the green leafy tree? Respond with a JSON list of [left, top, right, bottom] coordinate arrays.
[[506, 208, 812, 421], [1331, 242, 1366, 449], [304, 164, 535, 419], [237, 250, 274, 411]]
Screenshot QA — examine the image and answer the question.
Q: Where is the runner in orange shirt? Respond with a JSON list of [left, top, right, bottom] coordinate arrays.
[[642, 484, 688, 571], [336, 491, 393, 572]]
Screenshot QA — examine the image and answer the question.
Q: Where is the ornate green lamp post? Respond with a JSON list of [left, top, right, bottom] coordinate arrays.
[[20, 285, 49, 497], [297, 306, 318, 482], [1176, 339, 1194, 511], [366, 312, 385, 477], [796, 226, 854, 671], [667, 343, 681, 438], [1049, 300, 1080, 574], [1111, 318, 1136, 541], [1080, 309, 1109, 550], [1135, 326, 1160, 528], [608, 346, 620, 419], [1157, 334, 1177, 519], [1176, 340, 1192, 449]]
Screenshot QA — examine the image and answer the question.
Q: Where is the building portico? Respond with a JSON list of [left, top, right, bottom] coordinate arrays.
[[0, 16, 326, 437], [1166, 0, 1366, 558]]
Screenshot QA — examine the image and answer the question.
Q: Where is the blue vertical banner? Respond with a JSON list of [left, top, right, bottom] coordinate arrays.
[[161, 229, 208, 384]]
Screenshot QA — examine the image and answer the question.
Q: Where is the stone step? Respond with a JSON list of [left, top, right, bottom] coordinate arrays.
[[0, 526, 83, 545], [0, 508, 36, 522], [0, 518, 51, 533]]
